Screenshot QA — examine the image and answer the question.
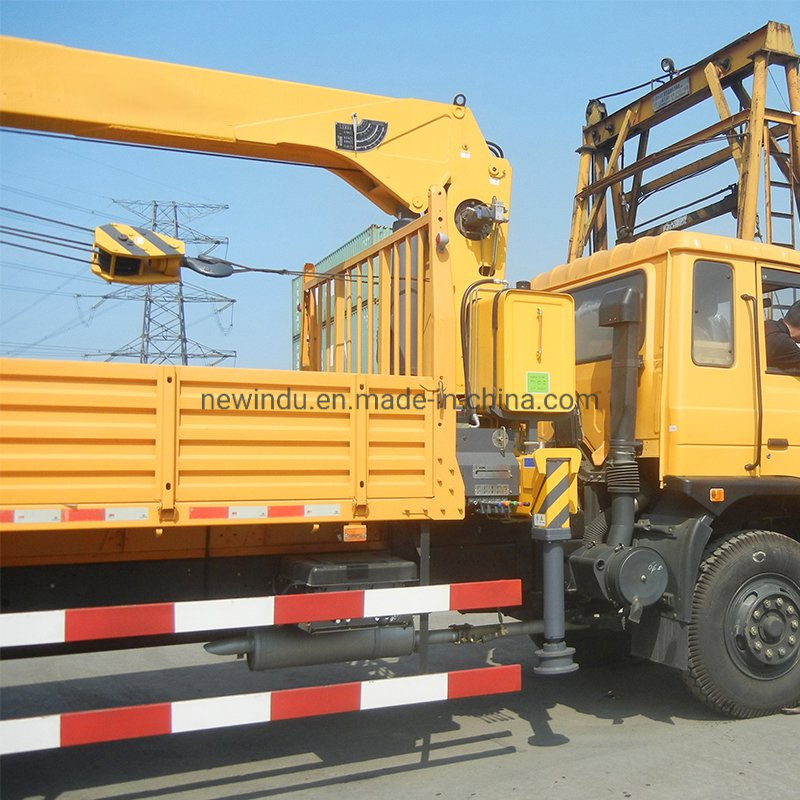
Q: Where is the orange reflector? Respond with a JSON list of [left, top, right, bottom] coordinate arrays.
[[709, 488, 725, 502], [343, 524, 367, 542]]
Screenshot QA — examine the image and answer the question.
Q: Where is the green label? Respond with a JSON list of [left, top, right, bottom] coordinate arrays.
[[526, 372, 550, 394]]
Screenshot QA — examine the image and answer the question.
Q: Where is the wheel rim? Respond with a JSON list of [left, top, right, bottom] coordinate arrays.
[[726, 572, 800, 680]]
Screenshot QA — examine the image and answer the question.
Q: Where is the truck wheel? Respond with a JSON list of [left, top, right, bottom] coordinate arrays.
[[684, 530, 800, 718]]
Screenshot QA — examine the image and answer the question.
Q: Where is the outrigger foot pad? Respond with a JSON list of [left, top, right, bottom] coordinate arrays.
[[534, 641, 578, 675]]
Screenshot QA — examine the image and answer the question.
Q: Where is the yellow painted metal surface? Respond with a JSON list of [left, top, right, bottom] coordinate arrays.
[[0, 358, 168, 507], [0, 195, 466, 565], [568, 22, 799, 260], [92, 223, 184, 284], [518, 448, 580, 526], [533, 232, 800, 481], [470, 289, 575, 415], [0, 360, 458, 543], [0, 36, 512, 371]]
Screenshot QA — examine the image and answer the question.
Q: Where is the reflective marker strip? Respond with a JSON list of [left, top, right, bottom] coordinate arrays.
[[187, 506, 228, 520], [230, 505, 266, 519], [267, 505, 305, 518], [173, 597, 275, 632], [188, 503, 341, 520], [0, 716, 61, 755], [60, 704, 171, 748], [273, 590, 363, 625], [363, 585, 450, 617], [270, 682, 361, 721], [0, 609, 65, 647], [0, 507, 148, 524], [360, 672, 448, 710], [0, 505, 340, 524], [104, 507, 149, 522], [65, 604, 173, 642], [171, 692, 271, 733], [0, 665, 521, 754], [450, 580, 517, 610], [0, 580, 521, 648], [304, 504, 340, 517], [10, 509, 61, 524]]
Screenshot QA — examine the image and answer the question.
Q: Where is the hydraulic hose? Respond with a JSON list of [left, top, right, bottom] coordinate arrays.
[[460, 278, 505, 427]]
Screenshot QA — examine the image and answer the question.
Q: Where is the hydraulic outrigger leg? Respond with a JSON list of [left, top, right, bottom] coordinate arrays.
[[531, 458, 579, 675]]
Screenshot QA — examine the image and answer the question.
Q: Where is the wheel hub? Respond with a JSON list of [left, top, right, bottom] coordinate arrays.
[[728, 577, 800, 679]]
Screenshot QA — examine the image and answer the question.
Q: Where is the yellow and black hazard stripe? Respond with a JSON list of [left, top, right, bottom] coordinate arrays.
[[533, 458, 572, 529], [92, 223, 184, 284], [94, 224, 184, 258]]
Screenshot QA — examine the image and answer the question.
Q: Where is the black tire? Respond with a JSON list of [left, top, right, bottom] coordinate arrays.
[[684, 530, 800, 718]]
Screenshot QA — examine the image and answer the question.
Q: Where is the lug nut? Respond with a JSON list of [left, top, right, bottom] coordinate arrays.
[[766, 648, 774, 658], [764, 600, 773, 609], [789, 635, 797, 646], [791, 620, 799, 630], [778, 648, 786, 657], [753, 610, 762, 620], [787, 606, 796, 615], [754, 641, 763, 651], [750, 626, 758, 636], [776, 598, 784, 608]]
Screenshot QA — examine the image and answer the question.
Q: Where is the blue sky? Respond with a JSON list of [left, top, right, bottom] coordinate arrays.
[[1, 0, 797, 368]]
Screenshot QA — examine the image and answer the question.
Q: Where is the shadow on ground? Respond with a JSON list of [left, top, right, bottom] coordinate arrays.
[[0, 631, 726, 800]]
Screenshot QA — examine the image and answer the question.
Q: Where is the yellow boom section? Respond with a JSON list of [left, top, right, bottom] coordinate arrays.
[[0, 36, 511, 219], [0, 36, 512, 349]]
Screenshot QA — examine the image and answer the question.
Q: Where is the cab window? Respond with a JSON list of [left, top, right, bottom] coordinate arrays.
[[692, 260, 733, 367], [568, 271, 646, 364], [761, 266, 800, 375]]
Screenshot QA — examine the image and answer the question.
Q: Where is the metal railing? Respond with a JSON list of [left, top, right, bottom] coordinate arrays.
[[299, 215, 430, 377]]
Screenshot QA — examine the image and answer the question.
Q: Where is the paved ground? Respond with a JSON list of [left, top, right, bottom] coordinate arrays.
[[1, 614, 796, 800]]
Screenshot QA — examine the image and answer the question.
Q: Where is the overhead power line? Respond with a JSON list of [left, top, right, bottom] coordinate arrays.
[[0, 206, 94, 232], [0, 224, 91, 248], [0, 227, 93, 252], [0, 239, 90, 264], [99, 199, 236, 366]]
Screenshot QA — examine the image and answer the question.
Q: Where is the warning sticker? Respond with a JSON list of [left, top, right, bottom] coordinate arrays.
[[526, 372, 550, 394]]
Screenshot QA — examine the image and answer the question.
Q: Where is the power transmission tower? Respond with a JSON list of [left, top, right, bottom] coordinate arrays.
[[100, 200, 236, 365]]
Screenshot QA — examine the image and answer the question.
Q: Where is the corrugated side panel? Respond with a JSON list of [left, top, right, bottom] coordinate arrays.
[[176, 367, 357, 502], [366, 376, 432, 499], [0, 359, 164, 505]]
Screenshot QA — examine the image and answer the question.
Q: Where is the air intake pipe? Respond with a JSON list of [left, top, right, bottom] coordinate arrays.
[[598, 286, 643, 548], [568, 287, 668, 620]]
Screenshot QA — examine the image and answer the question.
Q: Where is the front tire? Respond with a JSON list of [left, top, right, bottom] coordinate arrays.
[[684, 530, 800, 718]]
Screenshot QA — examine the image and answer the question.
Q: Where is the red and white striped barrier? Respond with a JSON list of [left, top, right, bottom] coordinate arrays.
[[0, 580, 521, 648], [0, 665, 521, 754]]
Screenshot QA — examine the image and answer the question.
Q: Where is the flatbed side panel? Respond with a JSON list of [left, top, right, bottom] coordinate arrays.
[[176, 367, 357, 503], [0, 359, 165, 506], [365, 374, 433, 500], [0, 359, 460, 544]]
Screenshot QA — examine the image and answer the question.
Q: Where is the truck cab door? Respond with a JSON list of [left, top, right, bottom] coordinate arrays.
[[663, 257, 755, 478], [756, 265, 800, 477]]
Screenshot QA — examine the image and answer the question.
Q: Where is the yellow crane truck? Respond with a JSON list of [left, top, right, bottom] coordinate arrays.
[[0, 22, 798, 753]]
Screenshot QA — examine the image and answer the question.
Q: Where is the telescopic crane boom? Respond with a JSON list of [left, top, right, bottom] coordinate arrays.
[[0, 35, 512, 308]]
